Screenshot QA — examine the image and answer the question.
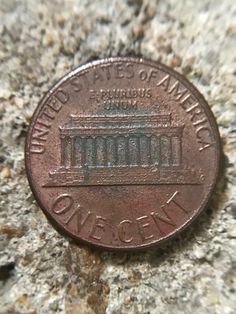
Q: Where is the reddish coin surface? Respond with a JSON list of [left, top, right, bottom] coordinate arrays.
[[25, 57, 220, 250]]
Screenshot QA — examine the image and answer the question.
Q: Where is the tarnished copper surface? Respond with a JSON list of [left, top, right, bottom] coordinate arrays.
[[25, 57, 220, 250]]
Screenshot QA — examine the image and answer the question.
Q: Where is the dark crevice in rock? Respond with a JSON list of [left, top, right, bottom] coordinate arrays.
[[0, 262, 15, 281]]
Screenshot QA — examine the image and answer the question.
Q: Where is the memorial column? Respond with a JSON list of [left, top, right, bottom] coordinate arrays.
[[160, 135, 171, 166], [150, 135, 160, 165], [171, 136, 181, 166], [60, 135, 67, 167]]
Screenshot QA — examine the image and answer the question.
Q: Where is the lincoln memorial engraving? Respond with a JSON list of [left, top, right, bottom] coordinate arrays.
[[46, 114, 202, 186]]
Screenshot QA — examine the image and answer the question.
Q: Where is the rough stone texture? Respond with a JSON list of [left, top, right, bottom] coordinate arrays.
[[0, 0, 235, 313]]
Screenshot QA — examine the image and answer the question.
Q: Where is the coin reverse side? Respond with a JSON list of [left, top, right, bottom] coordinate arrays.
[[25, 57, 220, 250]]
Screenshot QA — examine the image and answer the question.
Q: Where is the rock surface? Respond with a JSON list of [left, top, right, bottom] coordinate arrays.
[[0, 0, 236, 313]]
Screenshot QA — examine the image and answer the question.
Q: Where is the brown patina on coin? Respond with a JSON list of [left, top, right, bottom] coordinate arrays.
[[25, 57, 220, 250]]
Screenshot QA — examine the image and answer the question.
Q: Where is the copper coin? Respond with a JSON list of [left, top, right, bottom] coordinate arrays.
[[25, 57, 220, 250]]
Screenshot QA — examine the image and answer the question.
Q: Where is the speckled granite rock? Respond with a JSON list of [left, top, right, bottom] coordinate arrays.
[[0, 0, 235, 313]]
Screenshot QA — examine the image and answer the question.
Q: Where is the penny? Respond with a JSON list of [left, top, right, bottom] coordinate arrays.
[[25, 57, 220, 250]]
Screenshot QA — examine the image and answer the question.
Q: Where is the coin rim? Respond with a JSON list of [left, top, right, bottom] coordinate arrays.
[[25, 57, 221, 251]]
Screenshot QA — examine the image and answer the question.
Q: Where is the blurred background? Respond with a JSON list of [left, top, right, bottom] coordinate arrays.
[[0, 1, 235, 313]]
